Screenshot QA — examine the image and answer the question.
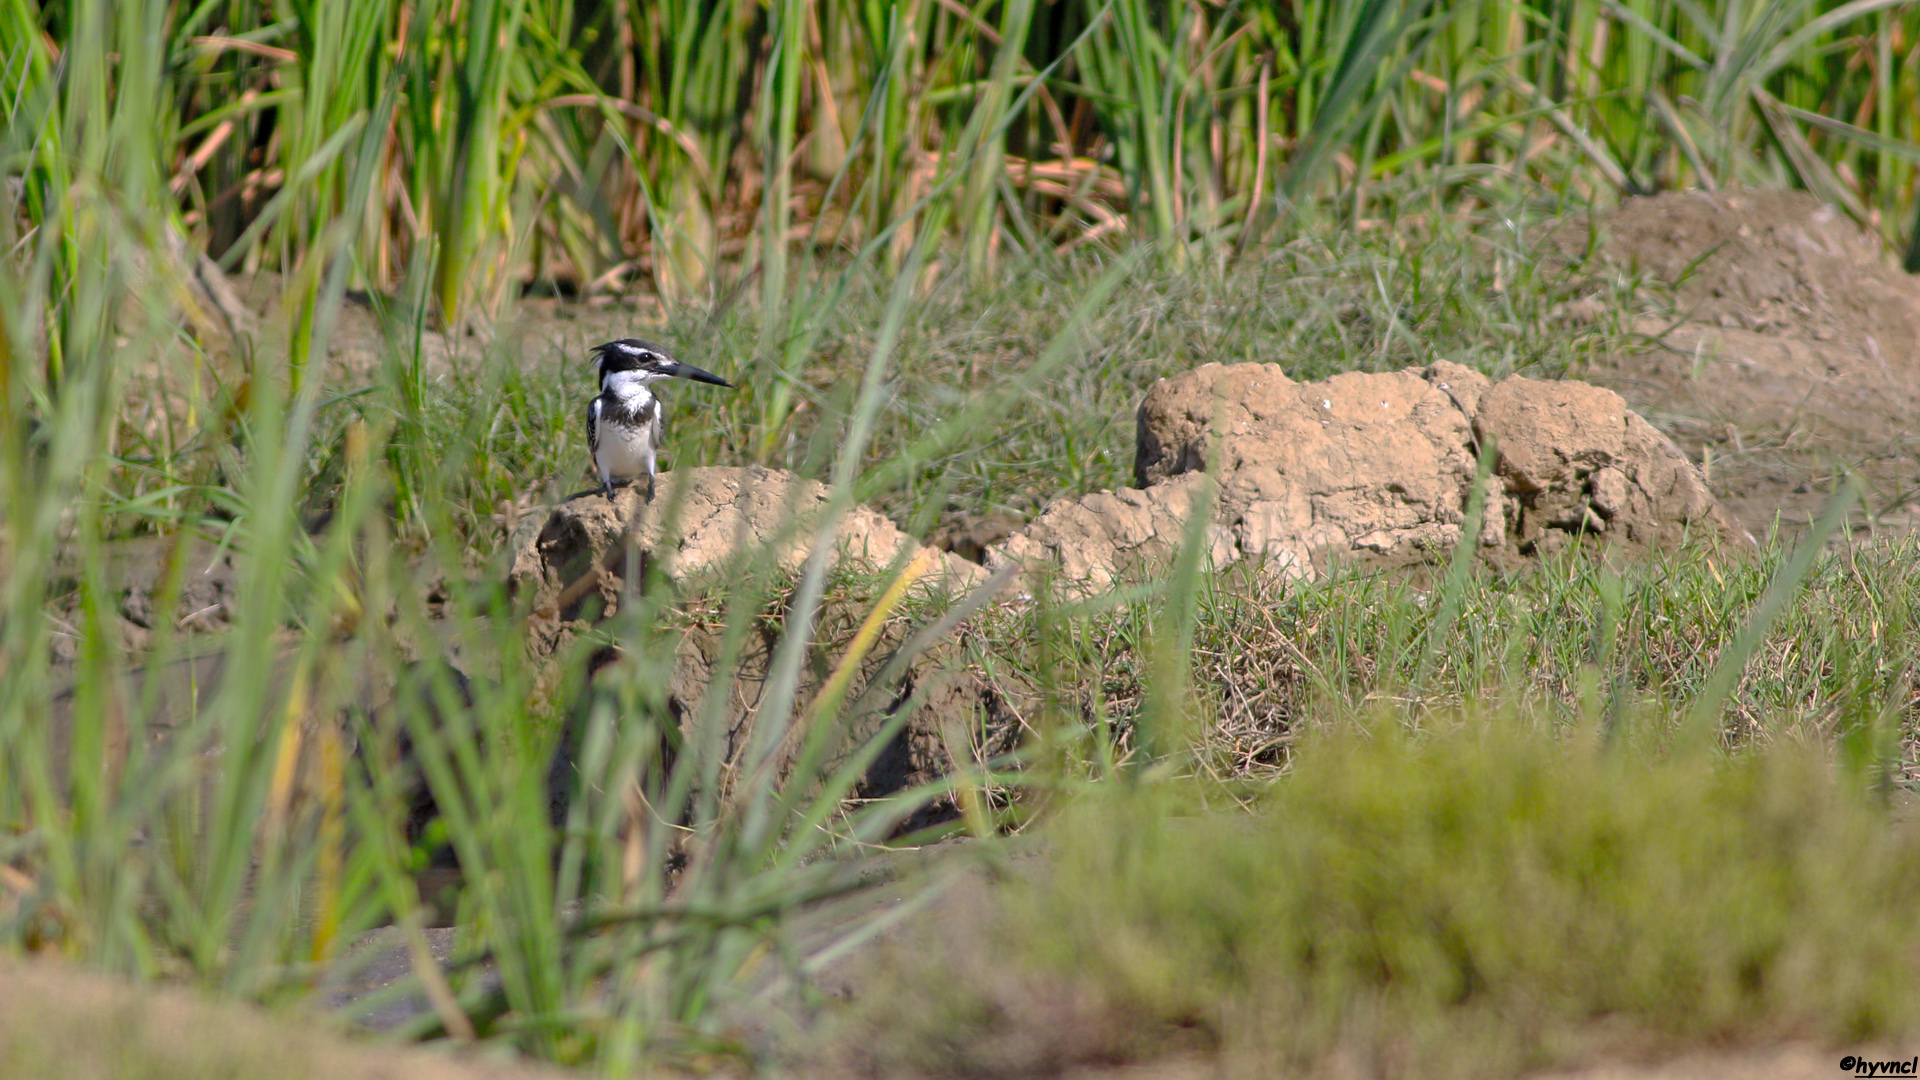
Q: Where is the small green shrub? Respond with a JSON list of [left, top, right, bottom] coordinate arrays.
[[846, 721, 1920, 1079]]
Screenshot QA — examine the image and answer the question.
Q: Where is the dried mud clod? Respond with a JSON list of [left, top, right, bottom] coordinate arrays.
[[508, 466, 1017, 816], [1473, 374, 1729, 555], [986, 359, 1743, 588], [507, 465, 988, 646]]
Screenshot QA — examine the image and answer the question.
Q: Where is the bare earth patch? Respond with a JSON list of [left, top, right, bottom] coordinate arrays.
[[1553, 189, 1920, 539], [0, 958, 578, 1080]]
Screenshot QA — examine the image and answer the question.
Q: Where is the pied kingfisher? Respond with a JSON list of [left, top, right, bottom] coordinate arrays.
[[585, 338, 734, 501]]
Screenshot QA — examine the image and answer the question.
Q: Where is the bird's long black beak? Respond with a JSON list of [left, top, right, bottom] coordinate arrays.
[[665, 361, 734, 388]]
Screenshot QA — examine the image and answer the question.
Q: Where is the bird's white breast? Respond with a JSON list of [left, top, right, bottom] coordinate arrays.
[[592, 380, 659, 483], [595, 418, 652, 480]]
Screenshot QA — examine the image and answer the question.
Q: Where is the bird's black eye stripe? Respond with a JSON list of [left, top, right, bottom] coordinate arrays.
[[591, 338, 674, 374]]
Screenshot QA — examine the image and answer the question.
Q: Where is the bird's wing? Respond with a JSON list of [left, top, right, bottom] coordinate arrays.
[[585, 396, 602, 458], [649, 401, 663, 453]]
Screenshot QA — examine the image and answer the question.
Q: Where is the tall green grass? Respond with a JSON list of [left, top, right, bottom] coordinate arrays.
[[0, 3, 1056, 1070], [0, 6, 1166, 1065], [7, 0, 1917, 317]]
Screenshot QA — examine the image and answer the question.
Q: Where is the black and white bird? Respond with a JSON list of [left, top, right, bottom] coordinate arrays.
[[585, 338, 734, 501]]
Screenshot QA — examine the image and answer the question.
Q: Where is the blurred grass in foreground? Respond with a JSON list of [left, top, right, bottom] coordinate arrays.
[[839, 719, 1920, 1080]]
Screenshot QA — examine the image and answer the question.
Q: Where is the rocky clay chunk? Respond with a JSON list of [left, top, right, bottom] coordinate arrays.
[[508, 465, 986, 628], [1473, 375, 1728, 554], [990, 360, 1742, 587], [506, 466, 1017, 818]]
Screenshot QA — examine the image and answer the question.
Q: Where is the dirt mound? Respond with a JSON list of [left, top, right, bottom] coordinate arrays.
[[1555, 189, 1920, 537], [508, 466, 1019, 816], [987, 361, 1739, 588], [985, 474, 1241, 589], [1568, 189, 1920, 356], [508, 465, 988, 645], [1475, 374, 1727, 552]]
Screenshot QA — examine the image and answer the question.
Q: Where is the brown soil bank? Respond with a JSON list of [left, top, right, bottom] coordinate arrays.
[[0, 958, 576, 1080], [1553, 189, 1920, 539]]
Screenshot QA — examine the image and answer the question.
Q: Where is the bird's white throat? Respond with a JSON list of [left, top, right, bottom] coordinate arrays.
[[603, 369, 666, 399]]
